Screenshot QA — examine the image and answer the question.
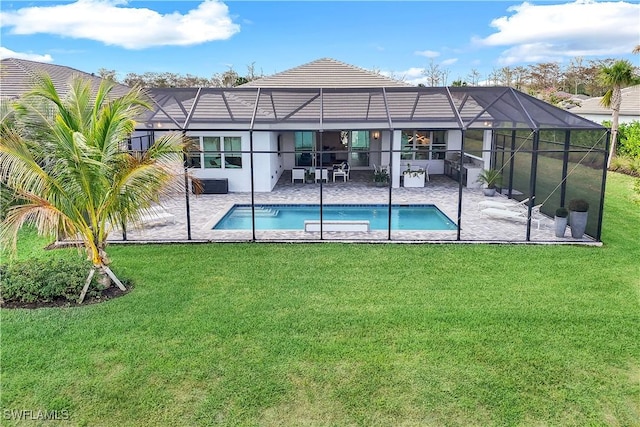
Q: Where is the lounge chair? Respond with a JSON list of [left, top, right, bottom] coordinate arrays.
[[139, 206, 176, 227], [481, 204, 543, 229], [478, 197, 532, 210]]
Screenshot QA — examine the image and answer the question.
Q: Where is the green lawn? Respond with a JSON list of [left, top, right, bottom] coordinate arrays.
[[1, 173, 639, 426]]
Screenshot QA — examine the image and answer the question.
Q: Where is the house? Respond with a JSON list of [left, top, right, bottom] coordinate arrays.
[[0, 57, 131, 99], [0, 57, 609, 241], [568, 85, 640, 125], [140, 59, 605, 182]]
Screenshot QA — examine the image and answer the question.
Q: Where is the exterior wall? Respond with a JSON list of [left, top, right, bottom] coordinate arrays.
[[575, 113, 638, 125], [391, 130, 402, 188], [447, 130, 462, 151], [187, 131, 281, 193]]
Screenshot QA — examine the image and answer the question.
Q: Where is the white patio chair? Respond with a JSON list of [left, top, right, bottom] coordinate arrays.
[[315, 168, 329, 183], [292, 167, 306, 183], [332, 163, 349, 182]]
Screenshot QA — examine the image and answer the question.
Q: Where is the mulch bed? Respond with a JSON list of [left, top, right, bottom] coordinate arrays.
[[1, 286, 130, 309]]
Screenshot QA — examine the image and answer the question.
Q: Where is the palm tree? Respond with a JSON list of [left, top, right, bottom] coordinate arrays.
[[598, 60, 640, 168], [0, 75, 185, 302], [633, 45, 640, 54]]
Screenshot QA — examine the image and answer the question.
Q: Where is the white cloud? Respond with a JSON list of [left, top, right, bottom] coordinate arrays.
[[441, 58, 458, 66], [0, 47, 53, 62], [475, 0, 640, 64], [0, 0, 240, 50], [381, 67, 430, 86], [414, 50, 440, 58]]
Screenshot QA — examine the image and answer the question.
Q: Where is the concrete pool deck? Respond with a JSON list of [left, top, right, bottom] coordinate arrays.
[[108, 171, 598, 245]]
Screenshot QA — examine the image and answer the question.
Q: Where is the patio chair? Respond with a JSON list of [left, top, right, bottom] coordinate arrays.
[[292, 167, 306, 183], [333, 162, 350, 182], [478, 197, 532, 210], [481, 204, 543, 229], [315, 168, 329, 183]]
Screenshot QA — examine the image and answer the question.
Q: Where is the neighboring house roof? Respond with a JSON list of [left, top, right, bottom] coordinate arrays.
[[569, 85, 640, 117], [0, 57, 131, 99], [240, 58, 411, 88]]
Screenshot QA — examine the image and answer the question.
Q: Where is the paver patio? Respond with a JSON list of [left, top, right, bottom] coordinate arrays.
[[110, 171, 595, 244]]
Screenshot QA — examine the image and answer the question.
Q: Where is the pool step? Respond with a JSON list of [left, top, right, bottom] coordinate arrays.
[[232, 207, 280, 217]]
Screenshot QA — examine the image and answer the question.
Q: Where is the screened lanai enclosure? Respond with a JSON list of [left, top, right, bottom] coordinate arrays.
[[120, 86, 608, 244]]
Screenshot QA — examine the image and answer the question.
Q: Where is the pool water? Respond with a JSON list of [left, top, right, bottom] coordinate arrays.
[[213, 204, 457, 231]]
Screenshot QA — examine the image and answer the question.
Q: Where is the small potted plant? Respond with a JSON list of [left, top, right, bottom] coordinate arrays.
[[554, 207, 569, 238], [373, 168, 390, 187], [476, 169, 502, 196], [568, 198, 589, 238]]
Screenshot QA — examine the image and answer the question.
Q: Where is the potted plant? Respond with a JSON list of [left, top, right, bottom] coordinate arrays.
[[305, 168, 315, 184], [403, 164, 426, 187], [554, 207, 569, 238], [568, 198, 589, 238], [373, 168, 390, 187], [476, 169, 502, 196]]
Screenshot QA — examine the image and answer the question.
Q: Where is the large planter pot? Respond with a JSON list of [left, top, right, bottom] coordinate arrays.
[[569, 211, 588, 238], [554, 216, 568, 238], [483, 188, 497, 197], [403, 172, 425, 188]]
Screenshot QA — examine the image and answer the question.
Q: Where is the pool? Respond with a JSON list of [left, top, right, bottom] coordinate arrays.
[[212, 204, 457, 231]]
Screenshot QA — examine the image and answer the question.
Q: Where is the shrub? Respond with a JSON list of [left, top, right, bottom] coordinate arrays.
[[618, 121, 640, 158], [603, 120, 640, 159], [555, 207, 569, 218], [568, 199, 590, 212], [0, 257, 101, 303], [609, 155, 640, 177]]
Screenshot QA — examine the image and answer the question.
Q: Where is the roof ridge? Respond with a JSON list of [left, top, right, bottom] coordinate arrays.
[[322, 58, 407, 86], [240, 57, 411, 88]]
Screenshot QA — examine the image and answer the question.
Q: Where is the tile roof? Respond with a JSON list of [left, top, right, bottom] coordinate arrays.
[[240, 58, 412, 88], [0, 58, 131, 99], [569, 85, 640, 117]]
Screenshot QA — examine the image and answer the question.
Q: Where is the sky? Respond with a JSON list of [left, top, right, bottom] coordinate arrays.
[[1, 0, 639, 85]]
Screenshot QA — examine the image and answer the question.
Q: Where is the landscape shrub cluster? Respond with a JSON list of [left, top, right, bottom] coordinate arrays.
[[0, 257, 101, 304]]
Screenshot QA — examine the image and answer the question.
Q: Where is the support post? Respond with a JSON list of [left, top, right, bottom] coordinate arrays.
[[526, 130, 540, 241], [457, 130, 465, 241]]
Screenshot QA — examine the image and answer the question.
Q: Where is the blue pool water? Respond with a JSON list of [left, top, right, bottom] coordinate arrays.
[[213, 204, 457, 231]]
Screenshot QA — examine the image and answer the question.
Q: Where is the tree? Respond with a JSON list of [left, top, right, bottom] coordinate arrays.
[[467, 69, 481, 86], [599, 60, 640, 168], [423, 60, 443, 86], [0, 75, 186, 302], [97, 68, 118, 83]]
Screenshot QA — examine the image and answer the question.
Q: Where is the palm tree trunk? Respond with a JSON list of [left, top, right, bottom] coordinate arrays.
[[607, 87, 622, 169], [77, 264, 126, 304]]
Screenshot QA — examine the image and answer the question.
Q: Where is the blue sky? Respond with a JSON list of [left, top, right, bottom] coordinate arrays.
[[1, 0, 639, 85]]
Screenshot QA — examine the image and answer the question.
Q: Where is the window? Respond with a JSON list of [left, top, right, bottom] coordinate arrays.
[[186, 135, 243, 169], [401, 130, 446, 160], [203, 137, 221, 168], [223, 137, 242, 168], [186, 137, 201, 168], [295, 131, 314, 166]]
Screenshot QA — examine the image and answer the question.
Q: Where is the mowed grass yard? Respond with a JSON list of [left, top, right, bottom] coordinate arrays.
[[1, 173, 639, 426]]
